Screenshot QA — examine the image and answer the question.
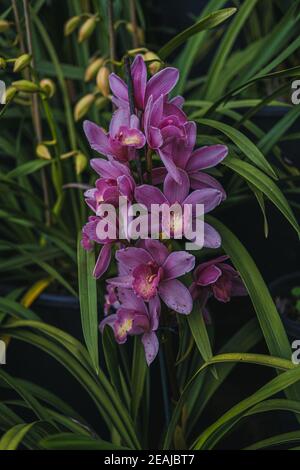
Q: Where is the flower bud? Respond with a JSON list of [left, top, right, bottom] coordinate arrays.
[[78, 17, 96, 43], [74, 93, 95, 121], [75, 152, 88, 175], [126, 23, 144, 45], [0, 20, 10, 33], [84, 57, 104, 82], [36, 144, 52, 160], [5, 87, 17, 103], [144, 52, 162, 75], [64, 16, 81, 36], [13, 54, 31, 73], [12, 80, 40, 93], [60, 150, 78, 160], [95, 96, 108, 110], [40, 78, 56, 98], [96, 66, 110, 97], [0, 57, 6, 69]]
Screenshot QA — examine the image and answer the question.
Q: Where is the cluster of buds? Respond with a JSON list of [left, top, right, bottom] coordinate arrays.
[[64, 14, 99, 43]]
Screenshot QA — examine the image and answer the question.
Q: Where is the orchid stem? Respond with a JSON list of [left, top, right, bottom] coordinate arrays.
[[129, 0, 139, 49], [124, 55, 143, 183], [22, 0, 51, 226], [146, 147, 153, 184], [159, 345, 171, 427], [107, 0, 116, 73]]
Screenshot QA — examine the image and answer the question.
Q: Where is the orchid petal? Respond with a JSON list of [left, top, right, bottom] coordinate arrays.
[[163, 169, 190, 204], [135, 184, 167, 210], [163, 251, 195, 280], [196, 265, 222, 286], [190, 172, 226, 200], [142, 332, 159, 365], [109, 73, 128, 102], [93, 244, 112, 279], [184, 188, 222, 213], [116, 247, 152, 272], [145, 67, 179, 103], [159, 279, 193, 314], [204, 223, 222, 248], [131, 54, 147, 109], [186, 145, 228, 172], [83, 120, 111, 156]]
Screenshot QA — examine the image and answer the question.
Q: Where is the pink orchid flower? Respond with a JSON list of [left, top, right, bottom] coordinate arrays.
[[135, 169, 223, 248], [151, 120, 228, 195], [107, 239, 195, 314], [191, 255, 247, 303], [83, 108, 145, 162], [100, 288, 160, 365], [109, 54, 179, 111], [81, 215, 117, 279]]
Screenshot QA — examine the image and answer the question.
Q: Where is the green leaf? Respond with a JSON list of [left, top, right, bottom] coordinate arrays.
[[222, 158, 300, 235], [131, 337, 147, 422], [175, 0, 229, 95], [205, 66, 300, 117], [204, 0, 259, 99], [0, 422, 39, 450], [158, 8, 237, 60], [258, 105, 300, 155], [193, 361, 300, 449], [0, 297, 40, 321], [206, 217, 300, 408], [40, 433, 128, 450], [77, 237, 99, 374], [0, 369, 54, 424], [0, 323, 140, 449], [187, 300, 213, 363], [7, 160, 52, 179], [197, 118, 277, 178], [187, 318, 262, 436], [245, 431, 300, 450]]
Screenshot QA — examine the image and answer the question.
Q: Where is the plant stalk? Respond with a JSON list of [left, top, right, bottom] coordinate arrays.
[[22, 0, 51, 226], [107, 0, 116, 72], [129, 0, 139, 48], [124, 55, 143, 183]]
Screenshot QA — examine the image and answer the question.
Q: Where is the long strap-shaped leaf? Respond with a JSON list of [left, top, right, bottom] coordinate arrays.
[[220, 159, 300, 235], [158, 8, 237, 60], [204, 0, 259, 100], [77, 238, 99, 374], [0, 325, 140, 449], [40, 433, 129, 450], [0, 422, 40, 450], [197, 118, 277, 178]]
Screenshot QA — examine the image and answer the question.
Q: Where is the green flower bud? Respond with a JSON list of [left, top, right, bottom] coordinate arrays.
[[64, 16, 81, 36], [84, 57, 104, 82], [0, 20, 10, 33], [13, 54, 32, 73], [5, 87, 17, 103], [78, 17, 96, 43], [143, 51, 162, 75], [75, 152, 88, 175], [96, 66, 110, 97], [36, 144, 52, 160], [40, 78, 56, 98], [95, 96, 108, 110], [12, 80, 40, 93], [74, 93, 95, 121]]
